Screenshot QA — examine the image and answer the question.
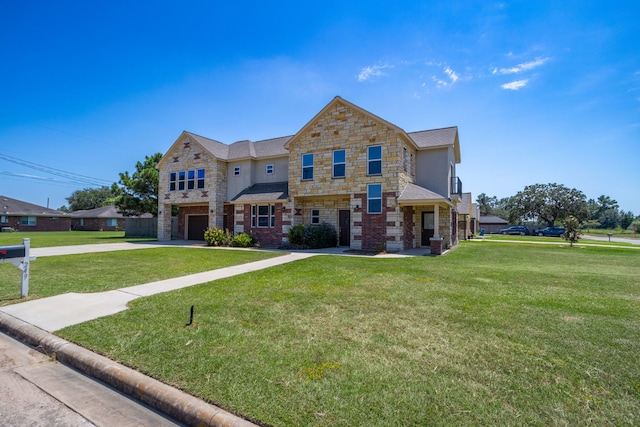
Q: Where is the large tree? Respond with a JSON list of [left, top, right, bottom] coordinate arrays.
[[112, 153, 162, 216], [509, 183, 588, 226], [62, 186, 118, 211]]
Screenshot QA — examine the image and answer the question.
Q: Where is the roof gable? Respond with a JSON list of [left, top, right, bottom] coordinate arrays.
[[284, 96, 417, 150], [157, 131, 227, 168]]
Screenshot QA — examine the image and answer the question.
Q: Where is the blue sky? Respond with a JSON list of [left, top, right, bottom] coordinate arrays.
[[1, 1, 639, 215]]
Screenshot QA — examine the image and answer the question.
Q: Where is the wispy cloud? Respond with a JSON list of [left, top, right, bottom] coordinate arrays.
[[501, 79, 529, 90], [496, 57, 550, 75], [433, 65, 460, 88], [357, 64, 391, 82]]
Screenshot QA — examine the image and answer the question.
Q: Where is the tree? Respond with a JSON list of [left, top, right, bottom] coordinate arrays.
[[112, 153, 162, 216], [476, 193, 498, 216], [62, 186, 119, 212], [563, 215, 582, 247], [619, 210, 635, 230], [509, 183, 588, 226]]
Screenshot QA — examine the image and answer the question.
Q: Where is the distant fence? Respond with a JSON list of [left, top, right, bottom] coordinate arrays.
[[125, 218, 157, 238]]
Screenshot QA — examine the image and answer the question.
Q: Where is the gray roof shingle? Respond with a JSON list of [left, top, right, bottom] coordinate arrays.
[[1, 195, 69, 217], [230, 182, 288, 203]]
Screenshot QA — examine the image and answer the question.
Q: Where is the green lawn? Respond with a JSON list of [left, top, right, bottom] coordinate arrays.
[[0, 247, 283, 304], [0, 230, 154, 247], [57, 242, 640, 426]]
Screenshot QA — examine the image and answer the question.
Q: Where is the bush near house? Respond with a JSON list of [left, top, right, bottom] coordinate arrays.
[[204, 228, 255, 248], [288, 223, 337, 249], [204, 227, 232, 247]]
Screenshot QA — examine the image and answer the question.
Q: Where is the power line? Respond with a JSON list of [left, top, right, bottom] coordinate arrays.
[[0, 153, 113, 187]]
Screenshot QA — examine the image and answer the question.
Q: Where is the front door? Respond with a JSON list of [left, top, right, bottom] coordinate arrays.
[[187, 215, 208, 240], [421, 211, 434, 246], [339, 210, 350, 246]]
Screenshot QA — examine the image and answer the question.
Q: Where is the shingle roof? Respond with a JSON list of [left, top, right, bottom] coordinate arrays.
[[457, 192, 472, 215], [70, 205, 153, 219], [0, 195, 69, 217], [184, 132, 290, 161], [407, 127, 458, 149], [230, 182, 288, 203], [396, 184, 451, 206], [479, 215, 508, 224]]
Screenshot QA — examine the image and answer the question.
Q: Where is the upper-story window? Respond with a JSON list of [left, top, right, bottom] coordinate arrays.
[[266, 164, 274, 175], [187, 170, 195, 190], [169, 169, 205, 191], [333, 149, 346, 178], [197, 169, 205, 189], [368, 145, 382, 175], [367, 184, 382, 214], [403, 148, 408, 172], [234, 167, 241, 176], [302, 153, 314, 180]]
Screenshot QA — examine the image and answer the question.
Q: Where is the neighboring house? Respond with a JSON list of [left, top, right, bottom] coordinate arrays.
[[70, 205, 152, 231], [479, 215, 509, 234], [457, 193, 479, 240], [157, 96, 463, 253], [0, 195, 71, 232]]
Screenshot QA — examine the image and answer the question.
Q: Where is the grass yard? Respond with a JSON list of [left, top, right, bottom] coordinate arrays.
[[0, 230, 153, 248], [58, 242, 640, 426], [0, 247, 283, 305]]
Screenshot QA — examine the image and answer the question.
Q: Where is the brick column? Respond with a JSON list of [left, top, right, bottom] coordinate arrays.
[[429, 237, 443, 255]]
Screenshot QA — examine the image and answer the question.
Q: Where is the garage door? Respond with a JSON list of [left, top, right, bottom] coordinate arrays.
[[187, 215, 208, 240]]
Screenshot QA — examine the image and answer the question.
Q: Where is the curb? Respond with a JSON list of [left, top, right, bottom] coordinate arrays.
[[0, 312, 257, 427]]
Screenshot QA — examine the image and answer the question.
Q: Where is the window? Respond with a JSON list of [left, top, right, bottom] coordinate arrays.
[[403, 148, 408, 172], [234, 167, 241, 176], [0, 215, 7, 223], [333, 149, 346, 178], [170, 170, 203, 191], [107, 218, 117, 227], [252, 204, 275, 228], [410, 153, 414, 176], [79, 218, 84, 226], [368, 145, 382, 175], [197, 169, 205, 189], [266, 164, 274, 175], [367, 184, 382, 214], [21, 216, 36, 226], [187, 170, 195, 190], [311, 209, 320, 224], [302, 154, 314, 180]]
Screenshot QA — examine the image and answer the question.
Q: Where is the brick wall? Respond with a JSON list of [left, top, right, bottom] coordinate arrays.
[[5, 216, 71, 232], [71, 218, 124, 231], [241, 203, 284, 248], [178, 205, 209, 239]]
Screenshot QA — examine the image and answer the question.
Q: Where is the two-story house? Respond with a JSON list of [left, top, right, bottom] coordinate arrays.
[[157, 96, 462, 253]]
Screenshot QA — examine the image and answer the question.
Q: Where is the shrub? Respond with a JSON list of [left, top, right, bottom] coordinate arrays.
[[288, 224, 305, 246], [204, 227, 232, 246], [231, 232, 255, 248], [287, 222, 337, 249]]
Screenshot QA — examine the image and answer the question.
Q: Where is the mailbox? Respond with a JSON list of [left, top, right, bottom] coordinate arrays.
[[0, 245, 26, 260]]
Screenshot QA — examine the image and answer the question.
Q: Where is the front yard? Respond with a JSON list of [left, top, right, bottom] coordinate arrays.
[[52, 242, 639, 426]]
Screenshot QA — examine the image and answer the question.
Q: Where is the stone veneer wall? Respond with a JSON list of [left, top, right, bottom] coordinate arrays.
[[285, 101, 416, 252], [158, 135, 227, 240], [402, 206, 415, 250]]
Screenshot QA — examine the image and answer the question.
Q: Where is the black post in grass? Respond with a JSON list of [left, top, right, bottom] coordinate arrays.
[[185, 305, 194, 327]]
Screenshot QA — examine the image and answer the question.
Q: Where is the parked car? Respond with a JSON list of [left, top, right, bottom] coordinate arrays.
[[535, 227, 565, 237], [499, 226, 530, 235]]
